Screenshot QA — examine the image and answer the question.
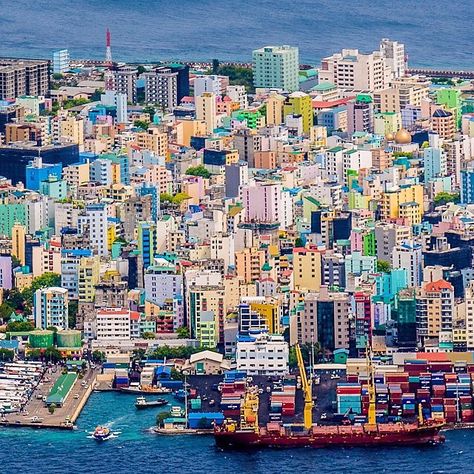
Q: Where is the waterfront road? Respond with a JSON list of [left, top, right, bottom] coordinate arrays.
[[1, 367, 98, 429]]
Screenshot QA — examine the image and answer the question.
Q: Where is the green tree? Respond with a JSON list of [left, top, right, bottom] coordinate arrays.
[[48, 403, 56, 414], [0, 302, 14, 321], [91, 88, 104, 101], [27, 349, 42, 361], [294, 237, 304, 248], [434, 192, 460, 207], [6, 321, 34, 332], [68, 300, 78, 329], [134, 120, 149, 130], [44, 346, 62, 363], [132, 348, 146, 361], [137, 65, 147, 75], [5, 289, 26, 311], [22, 273, 61, 308], [156, 410, 171, 427], [52, 73, 63, 80], [142, 332, 155, 340], [185, 165, 211, 179], [176, 326, 190, 339], [377, 259, 392, 273], [143, 105, 156, 118], [170, 367, 184, 380], [92, 350, 106, 363], [215, 65, 254, 92], [0, 349, 14, 361]]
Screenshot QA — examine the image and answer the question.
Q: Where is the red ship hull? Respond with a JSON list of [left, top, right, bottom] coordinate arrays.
[[215, 423, 445, 449]]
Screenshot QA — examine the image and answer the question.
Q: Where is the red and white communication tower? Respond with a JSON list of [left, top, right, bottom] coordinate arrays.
[[104, 28, 114, 91]]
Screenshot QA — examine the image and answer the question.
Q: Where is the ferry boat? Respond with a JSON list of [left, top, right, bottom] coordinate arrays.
[[135, 396, 168, 409], [93, 426, 112, 441], [215, 345, 445, 449]]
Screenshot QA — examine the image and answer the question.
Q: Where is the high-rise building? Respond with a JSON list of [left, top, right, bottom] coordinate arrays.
[[319, 49, 390, 91], [101, 90, 128, 123], [0, 59, 50, 100], [252, 45, 299, 92], [380, 38, 406, 79], [11, 223, 26, 266], [461, 169, 474, 204], [283, 92, 313, 133], [416, 279, 454, 346], [112, 65, 138, 103], [52, 50, 70, 74], [34, 287, 69, 330], [300, 287, 351, 350], [347, 96, 374, 134], [293, 247, 322, 292], [143, 67, 178, 110], [167, 63, 190, 102], [392, 241, 423, 288], [193, 75, 227, 97], [78, 204, 108, 256], [195, 92, 217, 134]]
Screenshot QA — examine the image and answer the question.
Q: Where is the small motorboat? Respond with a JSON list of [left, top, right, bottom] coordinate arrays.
[[135, 396, 169, 409], [92, 426, 112, 441]]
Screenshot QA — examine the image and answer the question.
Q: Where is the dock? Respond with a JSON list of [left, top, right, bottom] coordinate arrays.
[[0, 367, 98, 430]]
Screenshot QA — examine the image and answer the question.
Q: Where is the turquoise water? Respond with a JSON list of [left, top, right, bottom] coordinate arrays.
[[1, 391, 473, 473], [0, 0, 472, 68]]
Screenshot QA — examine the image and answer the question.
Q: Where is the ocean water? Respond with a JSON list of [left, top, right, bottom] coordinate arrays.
[[0, 390, 472, 474], [0, 0, 472, 68]]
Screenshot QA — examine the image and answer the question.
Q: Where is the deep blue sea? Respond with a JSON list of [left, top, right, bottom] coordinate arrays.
[[0, 0, 472, 68], [0, 390, 472, 474]]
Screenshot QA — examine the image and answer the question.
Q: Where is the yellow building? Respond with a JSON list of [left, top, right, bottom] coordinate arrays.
[[134, 128, 168, 156], [14, 270, 33, 291], [11, 223, 26, 265], [235, 247, 266, 283], [302, 195, 320, 223], [62, 163, 90, 188], [250, 299, 280, 334], [176, 119, 208, 147], [373, 112, 402, 136], [309, 125, 327, 148], [293, 247, 322, 292], [195, 92, 217, 134], [380, 184, 424, 224], [266, 92, 285, 125], [283, 92, 313, 133], [78, 256, 100, 303]]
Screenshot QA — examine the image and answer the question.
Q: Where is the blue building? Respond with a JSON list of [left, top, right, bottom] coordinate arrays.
[[25, 160, 62, 191], [461, 170, 474, 204], [424, 147, 446, 182], [137, 184, 159, 222]]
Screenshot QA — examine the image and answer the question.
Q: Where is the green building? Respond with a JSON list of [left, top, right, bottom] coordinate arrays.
[[362, 231, 376, 256], [252, 45, 299, 92], [0, 204, 26, 237], [436, 88, 461, 126]]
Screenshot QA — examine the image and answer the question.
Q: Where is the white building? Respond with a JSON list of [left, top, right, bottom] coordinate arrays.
[[89, 159, 113, 185], [95, 308, 137, 340], [52, 49, 70, 74], [226, 85, 248, 109], [465, 282, 474, 350], [241, 182, 293, 229], [236, 333, 289, 375], [194, 75, 227, 97], [319, 48, 390, 92], [144, 259, 183, 306], [34, 287, 69, 330], [380, 38, 406, 79], [101, 90, 128, 124], [392, 241, 423, 287], [78, 203, 108, 257]]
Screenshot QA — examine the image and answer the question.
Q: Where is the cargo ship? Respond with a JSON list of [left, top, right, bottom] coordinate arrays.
[[214, 345, 445, 448], [120, 384, 171, 395]]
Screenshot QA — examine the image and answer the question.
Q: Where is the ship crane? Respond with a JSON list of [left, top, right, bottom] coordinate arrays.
[[295, 343, 313, 430]]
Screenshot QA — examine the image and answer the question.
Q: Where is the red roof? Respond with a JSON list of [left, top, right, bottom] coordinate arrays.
[[312, 97, 355, 109], [424, 279, 453, 292]]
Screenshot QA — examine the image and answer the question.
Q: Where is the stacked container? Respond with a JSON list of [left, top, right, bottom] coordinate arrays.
[[337, 383, 362, 415], [219, 372, 247, 418], [270, 377, 296, 416], [114, 368, 129, 388]]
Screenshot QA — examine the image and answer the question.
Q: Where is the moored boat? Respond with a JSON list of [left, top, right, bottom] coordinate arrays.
[[135, 396, 168, 409], [214, 344, 445, 449], [120, 385, 171, 395]]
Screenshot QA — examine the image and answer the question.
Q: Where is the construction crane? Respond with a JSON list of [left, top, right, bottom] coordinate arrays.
[[365, 344, 377, 430], [295, 343, 313, 430]]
